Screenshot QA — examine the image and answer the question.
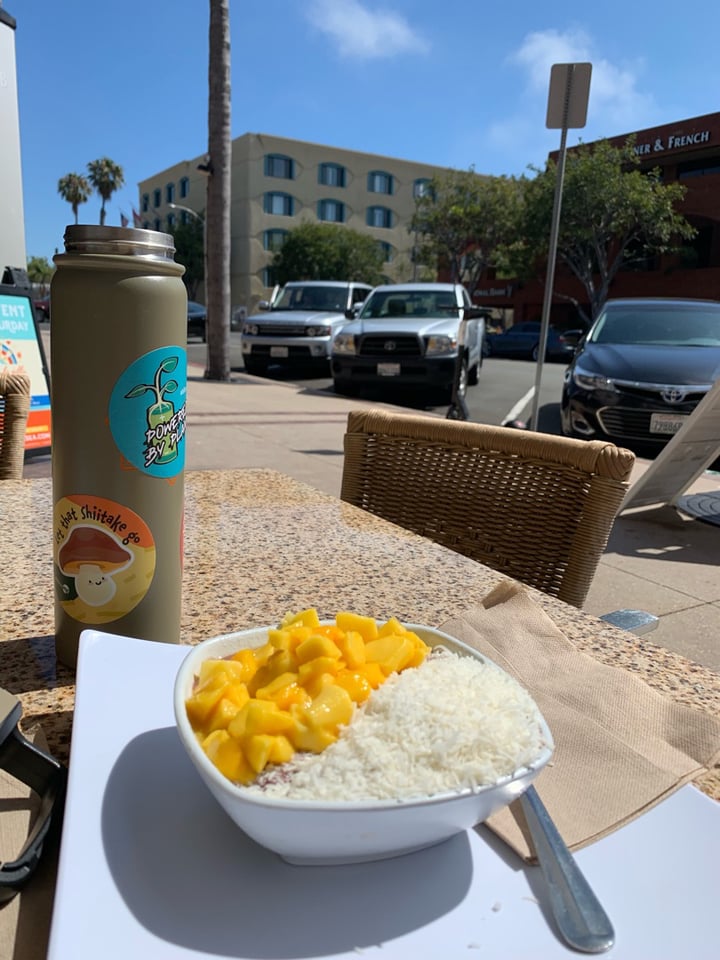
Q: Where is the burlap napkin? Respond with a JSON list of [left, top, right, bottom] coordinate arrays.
[[440, 582, 720, 862], [0, 726, 59, 960]]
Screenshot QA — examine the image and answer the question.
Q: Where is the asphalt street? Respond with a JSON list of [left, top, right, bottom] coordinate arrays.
[[186, 331, 568, 433]]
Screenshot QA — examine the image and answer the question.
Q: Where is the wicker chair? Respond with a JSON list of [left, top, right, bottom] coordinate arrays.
[[0, 367, 31, 480], [341, 409, 636, 608]]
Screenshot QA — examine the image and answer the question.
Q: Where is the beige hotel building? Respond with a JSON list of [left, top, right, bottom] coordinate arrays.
[[138, 133, 452, 313]]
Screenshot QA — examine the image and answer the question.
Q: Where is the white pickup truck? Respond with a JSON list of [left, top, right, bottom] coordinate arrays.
[[331, 282, 486, 402], [240, 280, 372, 375]]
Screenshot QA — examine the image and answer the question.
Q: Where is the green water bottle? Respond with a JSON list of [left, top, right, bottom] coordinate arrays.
[[50, 225, 187, 668]]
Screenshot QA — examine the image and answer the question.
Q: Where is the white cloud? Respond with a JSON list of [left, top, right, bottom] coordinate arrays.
[[306, 0, 429, 60], [509, 27, 657, 132]]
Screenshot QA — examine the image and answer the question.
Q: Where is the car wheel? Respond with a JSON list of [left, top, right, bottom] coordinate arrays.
[[531, 344, 539, 361], [457, 358, 469, 397], [444, 359, 468, 403], [468, 358, 479, 385], [244, 357, 268, 376]]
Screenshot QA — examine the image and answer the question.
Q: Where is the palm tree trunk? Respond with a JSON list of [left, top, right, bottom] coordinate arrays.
[[204, 0, 232, 381]]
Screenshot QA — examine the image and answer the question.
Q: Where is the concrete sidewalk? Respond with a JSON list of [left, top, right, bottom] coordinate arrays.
[[25, 345, 720, 671]]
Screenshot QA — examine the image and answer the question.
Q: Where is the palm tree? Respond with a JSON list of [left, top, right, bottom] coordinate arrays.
[[204, 0, 232, 381], [87, 157, 125, 226], [57, 172, 92, 224]]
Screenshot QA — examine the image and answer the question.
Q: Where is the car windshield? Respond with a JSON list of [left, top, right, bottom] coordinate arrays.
[[359, 291, 459, 320], [590, 304, 720, 347], [273, 286, 347, 312]]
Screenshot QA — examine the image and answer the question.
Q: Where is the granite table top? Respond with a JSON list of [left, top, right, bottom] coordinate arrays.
[[2, 468, 719, 803]]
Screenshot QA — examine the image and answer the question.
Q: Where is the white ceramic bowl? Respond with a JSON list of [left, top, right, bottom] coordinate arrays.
[[174, 624, 553, 865]]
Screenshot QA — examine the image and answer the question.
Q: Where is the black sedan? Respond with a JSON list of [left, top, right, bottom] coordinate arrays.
[[561, 298, 720, 447], [187, 301, 207, 342], [485, 321, 582, 361]]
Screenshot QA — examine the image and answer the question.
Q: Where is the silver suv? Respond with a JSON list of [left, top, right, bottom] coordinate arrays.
[[241, 280, 372, 375], [331, 282, 485, 401]]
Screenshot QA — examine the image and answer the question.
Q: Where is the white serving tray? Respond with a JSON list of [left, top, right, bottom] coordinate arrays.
[[48, 630, 720, 959]]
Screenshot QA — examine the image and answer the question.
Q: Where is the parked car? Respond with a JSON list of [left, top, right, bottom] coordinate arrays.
[[240, 280, 372, 375], [33, 297, 51, 322], [187, 301, 207, 342], [485, 320, 583, 361], [561, 298, 720, 446], [331, 282, 485, 402]]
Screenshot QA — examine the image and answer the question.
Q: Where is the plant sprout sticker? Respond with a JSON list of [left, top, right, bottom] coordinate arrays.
[[53, 495, 156, 625], [109, 347, 187, 478]]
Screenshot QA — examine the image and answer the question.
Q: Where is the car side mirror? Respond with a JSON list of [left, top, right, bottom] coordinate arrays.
[[257, 300, 271, 311], [345, 305, 361, 320]]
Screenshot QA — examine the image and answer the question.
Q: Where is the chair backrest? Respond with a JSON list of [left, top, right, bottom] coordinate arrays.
[[341, 409, 635, 607], [0, 368, 31, 480]]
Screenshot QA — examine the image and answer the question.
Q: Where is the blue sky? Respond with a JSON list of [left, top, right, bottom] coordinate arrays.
[[11, 0, 720, 264]]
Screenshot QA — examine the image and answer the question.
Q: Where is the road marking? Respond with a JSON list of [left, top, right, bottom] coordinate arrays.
[[503, 386, 535, 424]]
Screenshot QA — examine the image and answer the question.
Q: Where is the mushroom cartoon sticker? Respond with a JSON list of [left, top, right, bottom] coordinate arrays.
[[108, 346, 187, 479], [59, 527, 132, 606], [54, 495, 156, 625]]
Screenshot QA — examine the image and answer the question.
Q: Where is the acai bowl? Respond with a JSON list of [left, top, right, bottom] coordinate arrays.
[[173, 612, 553, 865]]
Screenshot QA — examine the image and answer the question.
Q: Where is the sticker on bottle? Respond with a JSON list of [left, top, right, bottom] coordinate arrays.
[[53, 495, 156, 625], [108, 346, 187, 478]]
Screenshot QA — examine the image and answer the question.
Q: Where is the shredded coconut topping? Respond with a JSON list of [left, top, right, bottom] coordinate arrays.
[[243, 649, 548, 801]]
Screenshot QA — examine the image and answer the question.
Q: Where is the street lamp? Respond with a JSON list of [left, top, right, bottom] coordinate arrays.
[[167, 202, 204, 226]]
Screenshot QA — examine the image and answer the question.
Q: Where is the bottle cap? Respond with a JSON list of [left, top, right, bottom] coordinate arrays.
[[63, 225, 176, 260]]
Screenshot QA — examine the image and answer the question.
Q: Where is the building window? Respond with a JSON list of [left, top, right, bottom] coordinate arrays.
[[167, 213, 176, 229], [264, 154, 295, 179], [153, 218, 161, 231], [142, 220, 150, 230], [413, 178, 432, 198], [368, 170, 394, 195], [141, 193, 149, 213], [179, 176, 189, 198], [317, 199, 345, 223], [153, 189, 161, 208], [677, 158, 720, 179], [263, 229, 289, 252], [366, 205, 394, 229], [262, 266, 278, 287], [377, 241, 394, 263], [264, 192, 295, 216], [166, 182, 175, 204], [318, 162, 346, 188]]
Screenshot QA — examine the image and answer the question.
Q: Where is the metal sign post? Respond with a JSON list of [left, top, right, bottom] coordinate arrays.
[[529, 62, 592, 432]]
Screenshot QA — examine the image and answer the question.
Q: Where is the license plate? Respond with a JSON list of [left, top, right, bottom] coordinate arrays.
[[650, 412, 688, 435], [270, 346, 289, 358], [377, 363, 401, 376]]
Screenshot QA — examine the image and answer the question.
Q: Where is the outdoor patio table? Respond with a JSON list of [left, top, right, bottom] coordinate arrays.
[[1, 469, 719, 959]]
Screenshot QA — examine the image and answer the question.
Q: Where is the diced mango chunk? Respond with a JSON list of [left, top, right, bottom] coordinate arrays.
[[186, 609, 430, 786], [335, 611, 378, 642], [364, 634, 417, 674]]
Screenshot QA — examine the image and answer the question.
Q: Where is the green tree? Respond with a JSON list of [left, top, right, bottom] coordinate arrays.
[[87, 157, 125, 226], [26, 255, 54, 289], [204, 0, 232, 381], [271, 222, 385, 286], [170, 218, 205, 300], [57, 172, 92, 224], [411, 169, 526, 296], [520, 139, 695, 322]]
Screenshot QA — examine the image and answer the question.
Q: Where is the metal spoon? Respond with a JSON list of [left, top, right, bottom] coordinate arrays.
[[520, 786, 615, 953]]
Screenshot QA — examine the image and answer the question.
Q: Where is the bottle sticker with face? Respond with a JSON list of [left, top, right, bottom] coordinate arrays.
[[53, 495, 156, 624], [109, 346, 187, 478]]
